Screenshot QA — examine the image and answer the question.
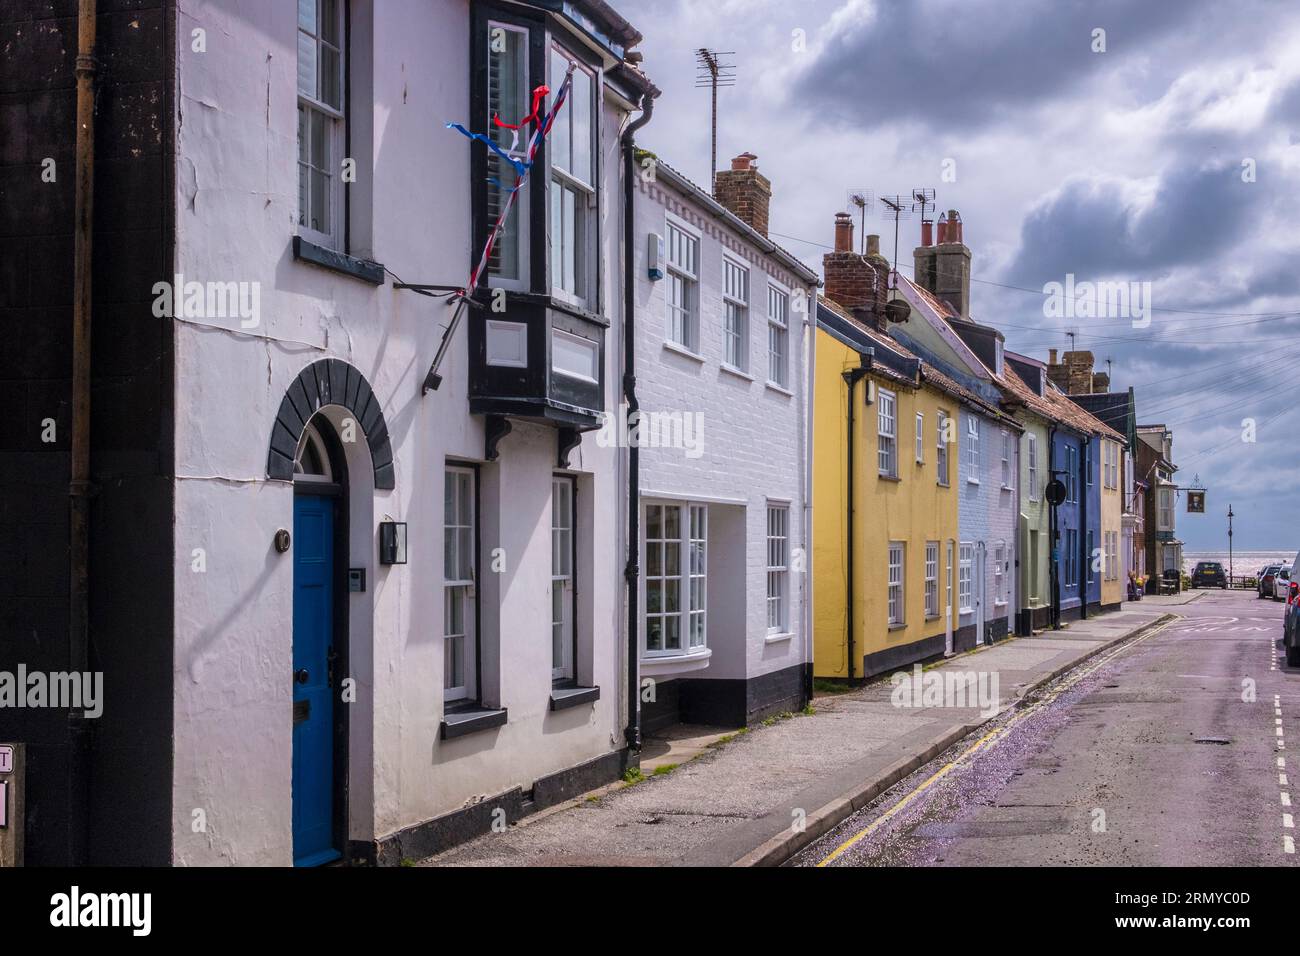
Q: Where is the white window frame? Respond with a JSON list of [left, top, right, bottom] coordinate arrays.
[[915, 412, 925, 464], [643, 501, 707, 658], [877, 388, 898, 478], [966, 416, 980, 481], [1000, 430, 1013, 488], [767, 283, 790, 388], [958, 543, 973, 613], [665, 216, 700, 353], [485, 20, 531, 289], [444, 466, 477, 703], [936, 410, 950, 486], [888, 542, 905, 626], [767, 504, 790, 633], [548, 45, 598, 309], [1027, 433, 1039, 501], [722, 255, 749, 373], [551, 476, 575, 682], [297, 0, 346, 250], [924, 541, 939, 618]]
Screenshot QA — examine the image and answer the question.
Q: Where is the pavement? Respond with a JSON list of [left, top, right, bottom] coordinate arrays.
[[420, 597, 1187, 867], [792, 588, 1291, 866]]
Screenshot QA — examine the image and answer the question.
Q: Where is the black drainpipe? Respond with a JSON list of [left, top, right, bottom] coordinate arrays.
[[622, 92, 654, 753], [841, 354, 871, 680], [1049, 424, 1060, 630], [1079, 435, 1090, 620]]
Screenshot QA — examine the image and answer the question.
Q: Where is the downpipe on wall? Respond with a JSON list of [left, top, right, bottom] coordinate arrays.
[[68, 0, 98, 866], [621, 92, 654, 753], [841, 354, 871, 681]]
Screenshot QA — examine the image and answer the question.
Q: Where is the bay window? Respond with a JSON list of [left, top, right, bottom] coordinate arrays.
[[549, 47, 596, 307], [486, 21, 530, 287], [644, 503, 707, 657]]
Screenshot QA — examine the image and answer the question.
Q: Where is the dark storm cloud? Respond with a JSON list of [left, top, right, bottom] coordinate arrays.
[[1005, 159, 1265, 285], [792, 0, 1212, 131]]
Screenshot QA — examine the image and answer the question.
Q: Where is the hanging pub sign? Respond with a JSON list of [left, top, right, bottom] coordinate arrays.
[[1187, 490, 1205, 513]]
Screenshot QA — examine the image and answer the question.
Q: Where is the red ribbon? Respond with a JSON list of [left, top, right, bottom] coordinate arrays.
[[492, 84, 550, 130]]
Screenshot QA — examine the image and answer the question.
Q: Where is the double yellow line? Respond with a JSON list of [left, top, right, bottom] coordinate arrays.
[[815, 618, 1176, 866]]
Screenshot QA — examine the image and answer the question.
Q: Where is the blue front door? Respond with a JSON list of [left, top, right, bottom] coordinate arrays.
[[292, 494, 339, 866]]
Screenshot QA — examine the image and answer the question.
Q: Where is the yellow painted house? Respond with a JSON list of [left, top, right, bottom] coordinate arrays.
[[813, 294, 966, 679]]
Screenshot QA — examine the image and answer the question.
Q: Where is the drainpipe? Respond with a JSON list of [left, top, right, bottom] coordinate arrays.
[[69, 0, 98, 866], [1048, 424, 1060, 630], [801, 289, 817, 706], [621, 92, 654, 753], [1079, 437, 1090, 620], [841, 355, 871, 680]]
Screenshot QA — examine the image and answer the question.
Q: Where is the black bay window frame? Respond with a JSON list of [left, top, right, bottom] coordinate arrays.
[[467, 3, 609, 429]]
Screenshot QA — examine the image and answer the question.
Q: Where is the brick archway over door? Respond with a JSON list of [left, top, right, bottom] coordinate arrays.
[[266, 358, 395, 489]]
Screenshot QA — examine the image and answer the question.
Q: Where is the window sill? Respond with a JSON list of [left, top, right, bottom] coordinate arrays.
[[925, 614, 941, 622], [663, 340, 705, 363], [292, 236, 385, 285], [878, 473, 901, 483], [937, 480, 950, 488], [888, 622, 907, 632], [641, 648, 711, 675], [720, 364, 753, 382], [1000, 484, 1015, 492], [764, 631, 795, 645], [439, 706, 508, 740], [549, 685, 600, 711], [765, 381, 794, 397], [967, 477, 981, 486]]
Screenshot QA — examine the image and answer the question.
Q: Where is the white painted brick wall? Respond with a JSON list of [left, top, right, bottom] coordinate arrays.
[[631, 174, 816, 681]]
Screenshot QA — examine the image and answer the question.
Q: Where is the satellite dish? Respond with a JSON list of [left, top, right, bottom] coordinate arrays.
[[884, 298, 911, 324]]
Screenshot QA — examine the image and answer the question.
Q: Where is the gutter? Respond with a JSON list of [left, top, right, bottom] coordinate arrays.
[[621, 91, 654, 753], [68, 0, 98, 866]]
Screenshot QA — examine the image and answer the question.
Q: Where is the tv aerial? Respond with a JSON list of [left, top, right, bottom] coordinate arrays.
[[845, 189, 873, 255], [878, 195, 914, 289], [695, 49, 737, 194]]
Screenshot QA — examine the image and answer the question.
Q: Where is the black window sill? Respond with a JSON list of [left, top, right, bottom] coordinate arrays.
[[549, 685, 600, 711], [293, 236, 385, 285], [440, 705, 508, 740]]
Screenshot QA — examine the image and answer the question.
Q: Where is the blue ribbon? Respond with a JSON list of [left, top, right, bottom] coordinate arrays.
[[445, 123, 532, 178]]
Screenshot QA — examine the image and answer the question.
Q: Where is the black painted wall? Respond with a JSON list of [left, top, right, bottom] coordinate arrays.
[[0, 0, 175, 865]]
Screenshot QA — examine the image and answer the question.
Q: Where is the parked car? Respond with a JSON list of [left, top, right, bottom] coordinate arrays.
[[1191, 560, 1227, 589], [1276, 567, 1292, 601], [1284, 552, 1300, 666], [1260, 565, 1284, 598]]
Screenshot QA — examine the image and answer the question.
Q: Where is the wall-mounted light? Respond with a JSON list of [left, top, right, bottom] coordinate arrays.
[[379, 521, 407, 565]]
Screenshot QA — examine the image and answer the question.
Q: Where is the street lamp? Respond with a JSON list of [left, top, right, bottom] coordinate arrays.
[[1227, 504, 1234, 583]]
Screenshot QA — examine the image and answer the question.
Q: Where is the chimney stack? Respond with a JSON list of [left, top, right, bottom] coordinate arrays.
[[823, 213, 888, 327], [1046, 349, 1096, 394], [713, 152, 772, 237], [913, 208, 972, 319]]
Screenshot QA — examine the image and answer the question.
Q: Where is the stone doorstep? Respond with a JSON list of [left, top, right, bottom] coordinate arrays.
[[638, 724, 740, 774]]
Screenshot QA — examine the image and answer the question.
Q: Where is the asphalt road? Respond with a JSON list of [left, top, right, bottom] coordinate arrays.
[[792, 590, 1296, 866]]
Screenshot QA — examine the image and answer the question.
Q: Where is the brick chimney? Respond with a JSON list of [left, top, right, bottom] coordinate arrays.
[[913, 209, 972, 319], [1046, 349, 1097, 394], [823, 213, 888, 327], [714, 152, 771, 237]]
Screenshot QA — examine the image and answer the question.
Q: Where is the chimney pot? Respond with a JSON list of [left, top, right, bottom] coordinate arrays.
[[731, 152, 757, 171], [1049, 348, 1058, 365], [865, 234, 881, 258]]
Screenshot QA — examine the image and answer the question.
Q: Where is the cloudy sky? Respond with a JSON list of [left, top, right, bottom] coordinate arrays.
[[613, 0, 1300, 556]]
